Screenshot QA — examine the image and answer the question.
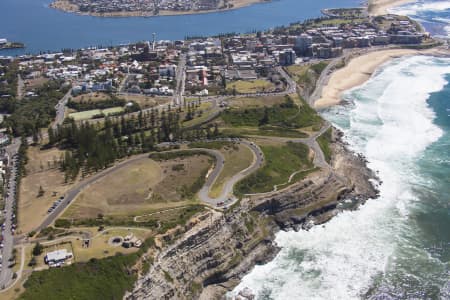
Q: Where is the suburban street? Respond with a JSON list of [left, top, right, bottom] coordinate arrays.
[[0, 139, 21, 289], [16, 75, 24, 101], [198, 140, 264, 206], [53, 88, 72, 128], [174, 54, 186, 106], [0, 58, 332, 290]]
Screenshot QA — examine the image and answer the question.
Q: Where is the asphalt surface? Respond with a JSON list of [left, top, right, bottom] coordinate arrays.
[[34, 138, 265, 232], [53, 88, 72, 128], [0, 63, 330, 289], [198, 140, 264, 207], [0, 139, 20, 288], [34, 153, 152, 232], [174, 54, 186, 106], [17, 75, 24, 101]]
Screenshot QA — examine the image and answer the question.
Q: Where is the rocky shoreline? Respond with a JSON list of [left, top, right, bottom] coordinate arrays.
[[125, 128, 379, 300]]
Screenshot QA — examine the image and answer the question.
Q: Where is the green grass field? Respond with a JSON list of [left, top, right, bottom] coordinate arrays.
[[20, 253, 138, 300], [235, 142, 313, 194], [228, 79, 275, 94], [69, 107, 124, 121], [286, 62, 328, 93], [221, 95, 322, 131], [221, 126, 308, 138], [317, 128, 333, 163]]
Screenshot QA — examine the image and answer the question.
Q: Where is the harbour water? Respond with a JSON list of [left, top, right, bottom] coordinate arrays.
[[0, 0, 358, 56]]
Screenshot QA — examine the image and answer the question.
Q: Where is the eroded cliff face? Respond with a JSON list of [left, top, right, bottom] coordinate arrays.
[[125, 135, 378, 300]]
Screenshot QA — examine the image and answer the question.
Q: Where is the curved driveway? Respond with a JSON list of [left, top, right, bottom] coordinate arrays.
[[198, 141, 264, 207]]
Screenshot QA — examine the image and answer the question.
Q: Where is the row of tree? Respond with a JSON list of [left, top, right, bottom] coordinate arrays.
[[48, 105, 220, 181]]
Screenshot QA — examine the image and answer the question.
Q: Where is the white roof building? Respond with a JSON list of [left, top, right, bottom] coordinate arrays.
[[44, 249, 73, 266]]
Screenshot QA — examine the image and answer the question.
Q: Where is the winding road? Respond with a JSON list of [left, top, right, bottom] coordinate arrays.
[[198, 140, 264, 206], [32, 142, 260, 233], [0, 62, 332, 291]]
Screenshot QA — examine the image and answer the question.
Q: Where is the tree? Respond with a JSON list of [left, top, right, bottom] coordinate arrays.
[[259, 107, 270, 126], [213, 123, 219, 137], [48, 127, 55, 145], [32, 242, 43, 256], [37, 185, 45, 197], [28, 257, 36, 267]]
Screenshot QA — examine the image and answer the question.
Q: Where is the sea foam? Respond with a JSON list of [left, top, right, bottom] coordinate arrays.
[[390, 0, 450, 16], [230, 56, 450, 300]]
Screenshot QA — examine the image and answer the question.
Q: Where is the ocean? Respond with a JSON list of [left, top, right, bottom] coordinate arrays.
[[231, 1, 450, 299]]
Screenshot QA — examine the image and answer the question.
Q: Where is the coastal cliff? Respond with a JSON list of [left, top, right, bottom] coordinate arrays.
[[125, 131, 378, 300]]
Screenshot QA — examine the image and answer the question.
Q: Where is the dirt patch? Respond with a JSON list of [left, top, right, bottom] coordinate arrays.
[[120, 94, 171, 109], [153, 155, 212, 202], [18, 147, 71, 234], [71, 92, 110, 103], [64, 155, 212, 220], [228, 95, 287, 109], [25, 77, 49, 90]]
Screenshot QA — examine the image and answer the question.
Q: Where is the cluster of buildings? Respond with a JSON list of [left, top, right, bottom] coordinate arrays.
[[69, 0, 222, 14], [2, 41, 182, 99], [294, 17, 424, 59], [0, 14, 427, 102], [185, 37, 286, 94]]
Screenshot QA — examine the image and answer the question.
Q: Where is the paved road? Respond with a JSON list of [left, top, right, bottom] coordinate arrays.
[[174, 54, 186, 106], [84, 65, 297, 127], [17, 75, 24, 101], [277, 66, 297, 94], [118, 73, 133, 93], [0, 139, 20, 289], [198, 140, 264, 207], [0, 65, 329, 289], [265, 122, 332, 170], [53, 88, 72, 128], [34, 153, 152, 232], [34, 138, 264, 232]]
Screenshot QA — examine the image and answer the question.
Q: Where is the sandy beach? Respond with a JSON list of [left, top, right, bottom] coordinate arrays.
[[368, 0, 415, 16], [314, 48, 447, 108]]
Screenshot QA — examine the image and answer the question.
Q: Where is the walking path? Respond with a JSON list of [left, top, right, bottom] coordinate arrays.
[[0, 64, 332, 291]]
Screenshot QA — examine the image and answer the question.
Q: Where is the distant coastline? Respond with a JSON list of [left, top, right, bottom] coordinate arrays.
[[0, 41, 25, 51], [49, 0, 271, 18], [368, 0, 416, 16]]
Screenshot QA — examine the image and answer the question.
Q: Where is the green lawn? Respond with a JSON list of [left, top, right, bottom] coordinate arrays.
[[228, 79, 275, 94], [317, 128, 333, 163], [235, 142, 313, 194], [20, 254, 138, 300], [221, 96, 322, 130], [69, 107, 124, 121], [221, 126, 308, 139], [286, 62, 328, 92]]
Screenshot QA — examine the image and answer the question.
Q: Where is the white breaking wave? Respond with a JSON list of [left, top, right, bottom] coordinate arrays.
[[230, 56, 450, 300], [390, 0, 450, 16]]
